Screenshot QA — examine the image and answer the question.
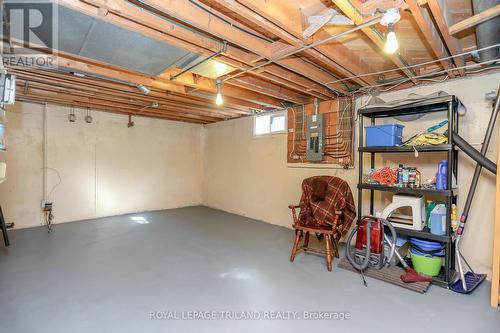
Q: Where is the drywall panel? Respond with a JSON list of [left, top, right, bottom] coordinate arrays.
[[0, 102, 44, 228], [202, 116, 357, 228], [0, 102, 204, 229], [203, 72, 500, 278], [94, 113, 203, 217]]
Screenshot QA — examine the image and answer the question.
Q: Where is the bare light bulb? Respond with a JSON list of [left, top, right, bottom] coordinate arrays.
[[215, 80, 224, 105], [215, 92, 224, 106], [385, 25, 398, 54]]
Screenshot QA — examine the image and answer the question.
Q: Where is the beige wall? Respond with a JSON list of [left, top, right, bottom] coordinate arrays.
[[0, 102, 204, 229], [1, 72, 499, 277], [203, 72, 500, 277]]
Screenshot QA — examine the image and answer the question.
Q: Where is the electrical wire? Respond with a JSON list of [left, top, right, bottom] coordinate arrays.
[[187, 0, 274, 43], [353, 59, 500, 93], [327, 43, 500, 85], [41, 167, 62, 201]]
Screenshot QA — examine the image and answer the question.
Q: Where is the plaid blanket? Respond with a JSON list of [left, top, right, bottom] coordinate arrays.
[[298, 176, 356, 236]]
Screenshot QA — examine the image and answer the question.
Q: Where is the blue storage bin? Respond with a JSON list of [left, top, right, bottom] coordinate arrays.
[[365, 124, 404, 147]]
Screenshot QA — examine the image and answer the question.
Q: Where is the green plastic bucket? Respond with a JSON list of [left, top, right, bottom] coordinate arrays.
[[410, 248, 443, 276]]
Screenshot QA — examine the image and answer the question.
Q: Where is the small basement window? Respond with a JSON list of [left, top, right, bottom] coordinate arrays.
[[254, 111, 287, 136]]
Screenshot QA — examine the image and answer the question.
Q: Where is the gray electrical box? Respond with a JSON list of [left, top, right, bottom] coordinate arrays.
[[306, 113, 324, 162]]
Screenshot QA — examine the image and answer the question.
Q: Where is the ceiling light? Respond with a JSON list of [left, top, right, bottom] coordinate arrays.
[[385, 24, 398, 54], [380, 8, 400, 54], [137, 84, 150, 95], [215, 80, 223, 106]]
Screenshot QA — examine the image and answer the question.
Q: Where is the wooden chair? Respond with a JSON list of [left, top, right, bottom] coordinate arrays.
[[288, 205, 342, 271]]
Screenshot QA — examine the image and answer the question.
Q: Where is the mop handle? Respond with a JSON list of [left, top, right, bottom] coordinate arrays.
[[457, 87, 500, 238]]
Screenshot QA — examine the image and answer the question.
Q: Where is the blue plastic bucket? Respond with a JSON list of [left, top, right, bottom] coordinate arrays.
[[365, 124, 404, 147], [409, 237, 444, 252]]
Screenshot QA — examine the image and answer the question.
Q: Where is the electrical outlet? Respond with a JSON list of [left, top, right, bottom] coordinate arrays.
[[42, 202, 53, 211]]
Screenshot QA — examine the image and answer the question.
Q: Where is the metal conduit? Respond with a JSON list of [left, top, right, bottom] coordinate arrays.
[[170, 41, 228, 81], [221, 17, 382, 84], [131, 0, 382, 94]]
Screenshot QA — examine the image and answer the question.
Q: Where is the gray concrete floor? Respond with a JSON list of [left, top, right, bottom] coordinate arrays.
[[0, 206, 498, 333]]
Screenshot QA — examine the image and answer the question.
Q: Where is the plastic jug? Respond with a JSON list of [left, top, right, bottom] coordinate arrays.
[[430, 204, 447, 235], [436, 160, 448, 190], [425, 200, 437, 228]]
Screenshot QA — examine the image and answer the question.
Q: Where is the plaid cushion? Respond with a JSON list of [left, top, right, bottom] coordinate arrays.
[[297, 176, 356, 236]]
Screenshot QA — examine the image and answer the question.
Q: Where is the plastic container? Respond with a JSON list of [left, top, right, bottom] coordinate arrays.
[[430, 204, 447, 236], [365, 124, 404, 147], [436, 160, 448, 190], [409, 237, 444, 252], [425, 201, 437, 228], [410, 248, 443, 276]]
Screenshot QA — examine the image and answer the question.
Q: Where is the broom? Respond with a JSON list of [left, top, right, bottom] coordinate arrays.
[[450, 88, 499, 293], [384, 234, 432, 283]]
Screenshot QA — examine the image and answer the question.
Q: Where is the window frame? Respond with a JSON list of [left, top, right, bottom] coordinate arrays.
[[253, 110, 288, 137]]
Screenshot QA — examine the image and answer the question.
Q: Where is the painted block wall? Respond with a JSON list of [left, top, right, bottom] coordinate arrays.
[[203, 72, 500, 277], [0, 102, 204, 228]]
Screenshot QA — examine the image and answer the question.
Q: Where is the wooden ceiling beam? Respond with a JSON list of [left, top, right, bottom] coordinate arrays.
[[20, 85, 219, 120], [156, 68, 282, 107], [19, 96, 212, 124], [210, 0, 375, 86], [449, 3, 500, 35], [332, 0, 419, 84], [235, 0, 304, 39], [250, 71, 330, 100], [10, 66, 263, 115], [10, 66, 260, 118], [30, 47, 282, 108], [62, 0, 341, 98], [124, 0, 348, 93], [406, 0, 457, 78], [17, 90, 215, 123], [16, 78, 233, 119], [219, 76, 312, 104], [426, 0, 465, 76]]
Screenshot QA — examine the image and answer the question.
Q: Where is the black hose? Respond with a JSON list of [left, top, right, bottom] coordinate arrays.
[[454, 134, 497, 174]]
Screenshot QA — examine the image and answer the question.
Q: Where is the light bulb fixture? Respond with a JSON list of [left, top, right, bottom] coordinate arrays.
[[380, 8, 401, 54], [215, 80, 223, 106], [85, 108, 93, 123], [68, 106, 76, 122], [385, 24, 398, 54]]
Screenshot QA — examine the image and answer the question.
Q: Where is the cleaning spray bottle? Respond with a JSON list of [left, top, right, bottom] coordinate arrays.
[[451, 204, 458, 232]]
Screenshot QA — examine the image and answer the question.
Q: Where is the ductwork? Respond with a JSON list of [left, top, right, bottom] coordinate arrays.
[[472, 0, 500, 62]]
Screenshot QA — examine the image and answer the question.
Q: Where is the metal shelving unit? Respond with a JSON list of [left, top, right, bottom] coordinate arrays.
[[357, 95, 460, 288]]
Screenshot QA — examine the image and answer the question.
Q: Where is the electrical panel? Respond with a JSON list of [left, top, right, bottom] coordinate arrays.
[[0, 74, 16, 105], [306, 113, 324, 161]]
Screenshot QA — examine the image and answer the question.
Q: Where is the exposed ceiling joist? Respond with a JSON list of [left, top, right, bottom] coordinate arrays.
[[10, 66, 257, 115], [449, 3, 500, 35], [332, 0, 419, 84], [406, 0, 457, 78], [426, 0, 466, 76], [217, 0, 377, 86], [65, 0, 343, 97]]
